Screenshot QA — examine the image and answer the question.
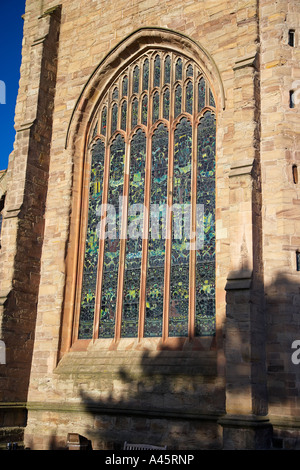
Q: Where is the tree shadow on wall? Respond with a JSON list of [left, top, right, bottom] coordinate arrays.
[[77, 334, 225, 451], [65, 270, 300, 451]]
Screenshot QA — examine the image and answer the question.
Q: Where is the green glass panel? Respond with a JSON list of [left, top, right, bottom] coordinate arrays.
[[163, 88, 170, 120], [142, 94, 148, 126], [112, 86, 118, 101], [131, 98, 138, 128], [121, 101, 127, 131], [122, 130, 146, 337], [198, 77, 206, 112], [144, 124, 168, 337], [154, 55, 161, 88], [101, 107, 107, 136], [164, 55, 171, 84], [169, 118, 192, 337], [99, 135, 125, 338], [122, 76, 128, 97], [175, 58, 182, 81], [111, 103, 118, 134], [79, 140, 105, 339], [133, 65, 139, 94], [174, 85, 182, 118], [196, 111, 216, 336], [186, 64, 193, 78], [186, 81, 193, 114], [143, 59, 149, 91], [152, 91, 159, 123]]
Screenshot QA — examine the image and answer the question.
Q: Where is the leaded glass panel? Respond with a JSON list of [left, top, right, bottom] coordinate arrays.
[[121, 100, 127, 131], [198, 78, 206, 112], [164, 55, 171, 84], [142, 94, 148, 126], [111, 103, 118, 134], [169, 118, 192, 337], [101, 107, 107, 136], [174, 85, 182, 118], [122, 76, 128, 97], [112, 86, 118, 101], [99, 135, 125, 338], [133, 66, 139, 94], [163, 88, 170, 120], [131, 98, 138, 128], [152, 91, 159, 123], [186, 81, 193, 114], [145, 124, 168, 337], [79, 139, 105, 339], [143, 59, 149, 91], [186, 64, 193, 77], [154, 55, 161, 88], [196, 111, 216, 336], [122, 130, 146, 337], [175, 58, 182, 81]]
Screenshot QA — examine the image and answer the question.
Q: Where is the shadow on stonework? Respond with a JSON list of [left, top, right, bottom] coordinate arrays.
[[74, 333, 225, 450], [70, 269, 300, 451]]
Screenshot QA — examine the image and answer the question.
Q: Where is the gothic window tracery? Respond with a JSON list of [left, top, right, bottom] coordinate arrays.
[[76, 49, 216, 342]]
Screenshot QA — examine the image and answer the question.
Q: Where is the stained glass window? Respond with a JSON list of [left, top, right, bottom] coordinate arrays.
[[77, 49, 216, 343]]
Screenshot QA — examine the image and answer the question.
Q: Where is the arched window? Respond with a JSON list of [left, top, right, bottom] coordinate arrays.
[[76, 50, 216, 342]]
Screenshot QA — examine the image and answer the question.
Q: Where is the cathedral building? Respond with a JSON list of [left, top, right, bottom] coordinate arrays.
[[0, 0, 300, 450]]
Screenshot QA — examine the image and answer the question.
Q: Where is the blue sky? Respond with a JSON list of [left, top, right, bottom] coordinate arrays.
[[0, 1, 26, 171]]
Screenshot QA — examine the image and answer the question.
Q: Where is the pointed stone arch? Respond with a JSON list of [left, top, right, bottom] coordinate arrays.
[[65, 27, 225, 151]]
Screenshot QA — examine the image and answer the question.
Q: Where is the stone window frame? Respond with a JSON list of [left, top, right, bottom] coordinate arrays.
[[61, 28, 225, 356]]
